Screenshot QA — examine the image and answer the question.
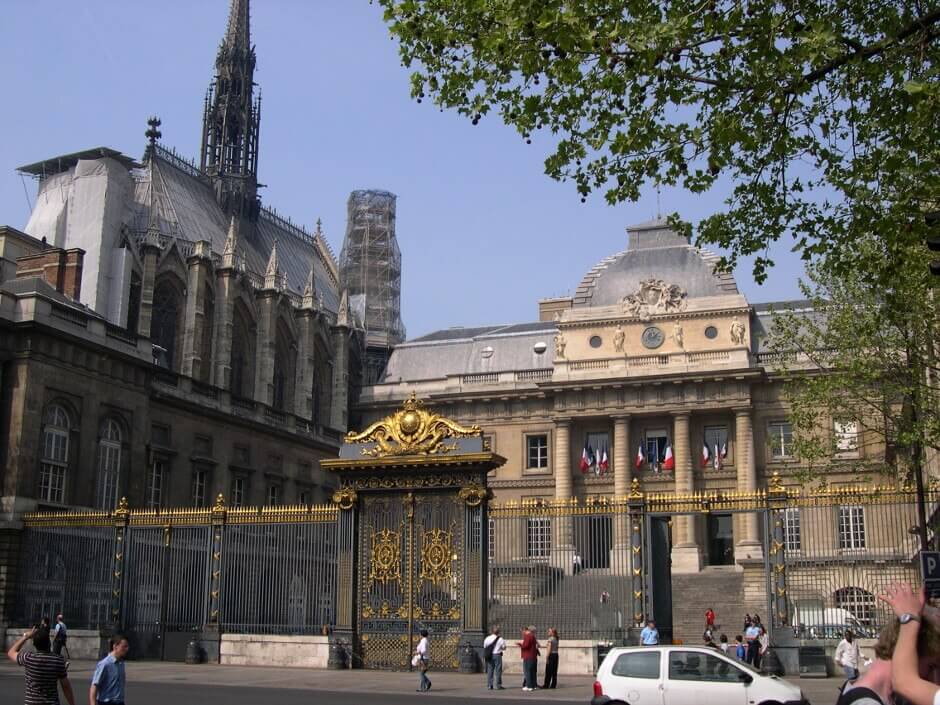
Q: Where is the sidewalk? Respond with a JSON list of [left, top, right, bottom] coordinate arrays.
[[0, 660, 847, 703]]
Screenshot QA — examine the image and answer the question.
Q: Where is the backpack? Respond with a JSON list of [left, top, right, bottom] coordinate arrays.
[[735, 643, 746, 660], [836, 686, 884, 705], [483, 639, 495, 663]]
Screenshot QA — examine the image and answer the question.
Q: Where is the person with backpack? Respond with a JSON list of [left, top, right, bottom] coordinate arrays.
[[734, 635, 746, 661], [483, 627, 506, 690], [52, 614, 68, 657]]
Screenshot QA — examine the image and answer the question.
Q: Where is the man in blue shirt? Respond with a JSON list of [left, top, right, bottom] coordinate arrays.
[[90, 635, 128, 705], [744, 620, 761, 665], [640, 619, 660, 645]]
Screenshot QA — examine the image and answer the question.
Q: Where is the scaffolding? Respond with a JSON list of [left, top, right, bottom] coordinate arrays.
[[339, 190, 405, 380]]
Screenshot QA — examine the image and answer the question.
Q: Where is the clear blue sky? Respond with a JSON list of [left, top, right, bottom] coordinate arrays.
[[0, 0, 805, 338]]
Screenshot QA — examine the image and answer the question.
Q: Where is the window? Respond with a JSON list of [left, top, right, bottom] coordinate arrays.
[[231, 477, 246, 508], [526, 517, 552, 559], [834, 420, 859, 457], [39, 405, 70, 504], [783, 508, 801, 552], [151, 278, 182, 370], [768, 421, 794, 459], [668, 651, 739, 683], [645, 429, 669, 472], [267, 483, 281, 506], [834, 587, 876, 625], [704, 425, 729, 468], [586, 431, 610, 465], [146, 459, 166, 509], [298, 490, 309, 505], [612, 651, 661, 679], [526, 434, 549, 469], [838, 505, 866, 550], [96, 419, 122, 509], [151, 423, 171, 447], [483, 434, 495, 452], [192, 469, 208, 507], [233, 445, 250, 466]]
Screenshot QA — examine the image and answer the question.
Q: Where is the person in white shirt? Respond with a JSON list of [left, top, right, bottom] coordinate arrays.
[[415, 629, 431, 692], [836, 629, 868, 682], [483, 626, 506, 690]]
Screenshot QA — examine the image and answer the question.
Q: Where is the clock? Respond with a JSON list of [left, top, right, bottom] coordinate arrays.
[[641, 326, 665, 349]]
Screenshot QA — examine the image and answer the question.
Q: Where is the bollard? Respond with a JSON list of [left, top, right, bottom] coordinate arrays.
[[185, 637, 204, 664], [327, 639, 348, 670]]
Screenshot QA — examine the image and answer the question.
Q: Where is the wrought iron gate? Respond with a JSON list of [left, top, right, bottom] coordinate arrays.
[[356, 491, 464, 670], [122, 526, 211, 660]]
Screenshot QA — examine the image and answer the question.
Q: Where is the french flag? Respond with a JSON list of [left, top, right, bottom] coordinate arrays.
[[580, 440, 594, 474], [598, 446, 609, 474], [634, 443, 645, 470], [663, 444, 675, 471], [702, 441, 710, 468]]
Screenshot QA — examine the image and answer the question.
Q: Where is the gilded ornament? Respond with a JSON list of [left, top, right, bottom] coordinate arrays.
[[458, 483, 488, 507], [332, 487, 358, 510], [419, 528, 454, 585], [344, 393, 481, 457], [113, 496, 130, 519], [367, 528, 401, 585]]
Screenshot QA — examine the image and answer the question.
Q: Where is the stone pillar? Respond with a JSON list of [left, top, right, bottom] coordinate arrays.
[[213, 269, 236, 390], [136, 237, 160, 338], [735, 408, 763, 560], [671, 412, 702, 573], [294, 309, 317, 420], [181, 241, 213, 380], [330, 323, 349, 432], [551, 418, 574, 574], [611, 415, 632, 574], [254, 291, 277, 405]]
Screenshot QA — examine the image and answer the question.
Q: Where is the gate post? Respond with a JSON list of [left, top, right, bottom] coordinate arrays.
[[767, 472, 789, 632], [331, 488, 358, 667], [200, 494, 227, 663], [106, 497, 130, 651], [628, 479, 646, 633], [459, 484, 488, 668]]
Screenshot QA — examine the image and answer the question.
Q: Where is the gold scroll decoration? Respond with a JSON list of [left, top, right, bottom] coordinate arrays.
[[458, 483, 488, 507], [345, 392, 482, 458], [332, 487, 358, 510], [368, 528, 401, 585], [419, 528, 453, 585]]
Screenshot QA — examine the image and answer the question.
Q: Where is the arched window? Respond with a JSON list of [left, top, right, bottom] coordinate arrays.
[[231, 301, 255, 399], [272, 318, 296, 411], [95, 418, 123, 509], [834, 587, 876, 625], [39, 405, 70, 503], [199, 283, 215, 383], [151, 278, 182, 370]]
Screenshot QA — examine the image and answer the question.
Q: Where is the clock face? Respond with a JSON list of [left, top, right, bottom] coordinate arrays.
[[641, 326, 665, 349]]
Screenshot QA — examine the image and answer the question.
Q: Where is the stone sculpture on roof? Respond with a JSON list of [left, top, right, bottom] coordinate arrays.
[[622, 279, 688, 322]]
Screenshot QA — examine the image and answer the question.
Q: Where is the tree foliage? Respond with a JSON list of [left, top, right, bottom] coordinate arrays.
[[767, 237, 940, 484], [378, 0, 939, 282]]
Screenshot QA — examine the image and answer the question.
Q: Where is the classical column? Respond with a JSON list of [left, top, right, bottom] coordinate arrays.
[[551, 418, 575, 574], [611, 415, 632, 574], [735, 408, 763, 560], [671, 411, 702, 573]]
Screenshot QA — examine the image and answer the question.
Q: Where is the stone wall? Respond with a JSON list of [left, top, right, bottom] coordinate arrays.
[[497, 639, 598, 676], [219, 633, 330, 668], [4, 628, 102, 660]]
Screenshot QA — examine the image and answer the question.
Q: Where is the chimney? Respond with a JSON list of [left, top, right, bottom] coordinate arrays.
[[15, 246, 85, 301]]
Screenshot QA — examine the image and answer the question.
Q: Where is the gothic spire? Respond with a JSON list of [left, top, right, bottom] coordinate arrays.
[[222, 216, 239, 267], [302, 265, 317, 310], [264, 239, 280, 289], [200, 0, 260, 222]]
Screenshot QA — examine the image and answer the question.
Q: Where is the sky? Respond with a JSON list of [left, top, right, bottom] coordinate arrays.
[[0, 0, 806, 338]]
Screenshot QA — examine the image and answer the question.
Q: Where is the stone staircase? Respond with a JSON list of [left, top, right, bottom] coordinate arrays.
[[670, 569, 764, 646]]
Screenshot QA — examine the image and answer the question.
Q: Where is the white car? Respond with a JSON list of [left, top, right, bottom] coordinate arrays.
[[591, 645, 808, 705]]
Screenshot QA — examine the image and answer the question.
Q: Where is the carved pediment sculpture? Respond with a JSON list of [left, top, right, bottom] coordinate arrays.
[[621, 279, 687, 322], [345, 392, 482, 458]]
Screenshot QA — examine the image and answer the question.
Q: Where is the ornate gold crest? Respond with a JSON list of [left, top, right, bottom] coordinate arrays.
[[368, 528, 401, 585], [419, 528, 454, 585], [345, 393, 482, 458], [332, 487, 358, 510], [458, 483, 489, 507]]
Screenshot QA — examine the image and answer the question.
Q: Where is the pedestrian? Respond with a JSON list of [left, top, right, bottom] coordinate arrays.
[[573, 553, 582, 574], [52, 614, 68, 657], [517, 625, 539, 691], [743, 613, 751, 631], [744, 619, 761, 665], [756, 625, 770, 670], [414, 629, 431, 692], [90, 634, 128, 705], [876, 581, 940, 705], [734, 635, 746, 661], [6, 624, 76, 705], [705, 607, 716, 629], [599, 590, 610, 604], [836, 629, 867, 683], [640, 619, 659, 646], [483, 626, 506, 691], [542, 628, 559, 689], [718, 634, 730, 655]]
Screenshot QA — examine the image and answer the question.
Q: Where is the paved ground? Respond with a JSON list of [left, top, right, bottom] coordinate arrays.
[[0, 660, 847, 704]]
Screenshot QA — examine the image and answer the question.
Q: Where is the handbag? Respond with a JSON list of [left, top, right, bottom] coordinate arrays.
[[411, 654, 421, 667]]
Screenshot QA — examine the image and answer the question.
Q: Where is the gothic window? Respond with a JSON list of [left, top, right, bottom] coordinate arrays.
[[231, 302, 255, 399], [272, 318, 296, 412], [151, 278, 183, 371], [127, 271, 142, 334], [95, 418, 123, 509], [39, 404, 71, 504]]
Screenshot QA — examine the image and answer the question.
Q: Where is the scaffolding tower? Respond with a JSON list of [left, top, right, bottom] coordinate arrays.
[[339, 190, 405, 382]]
